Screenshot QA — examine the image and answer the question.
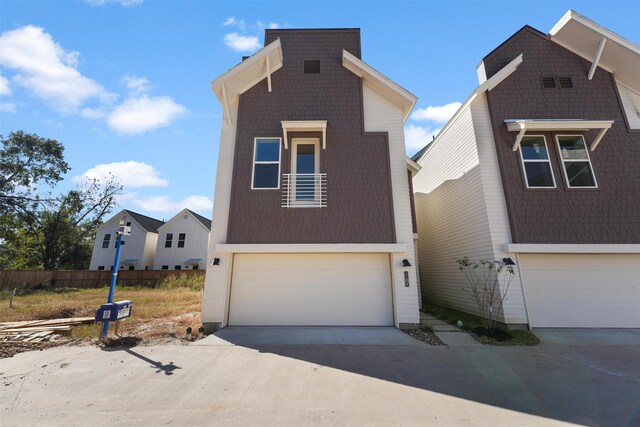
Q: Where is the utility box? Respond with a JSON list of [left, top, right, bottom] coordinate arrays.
[[96, 300, 133, 322]]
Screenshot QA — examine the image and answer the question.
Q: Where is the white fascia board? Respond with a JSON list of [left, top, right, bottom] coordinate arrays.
[[210, 39, 283, 105], [506, 119, 614, 151], [406, 157, 421, 176], [413, 54, 523, 164], [506, 244, 640, 254], [281, 120, 327, 149], [550, 10, 640, 56], [342, 49, 418, 123], [216, 243, 408, 253]]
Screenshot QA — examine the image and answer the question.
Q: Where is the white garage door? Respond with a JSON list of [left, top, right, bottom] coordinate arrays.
[[229, 253, 393, 326], [520, 254, 640, 327]]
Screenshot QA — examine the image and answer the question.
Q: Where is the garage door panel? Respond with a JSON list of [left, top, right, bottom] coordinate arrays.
[[521, 254, 640, 327], [229, 253, 393, 326]]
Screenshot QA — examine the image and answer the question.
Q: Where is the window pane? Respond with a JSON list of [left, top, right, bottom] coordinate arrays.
[[524, 162, 554, 187], [296, 144, 315, 174], [521, 136, 549, 160], [565, 162, 596, 187], [165, 233, 173, 248], [558, 135, 588, 160], [255, 139, 280, 162], [253, 163, 279, 188]]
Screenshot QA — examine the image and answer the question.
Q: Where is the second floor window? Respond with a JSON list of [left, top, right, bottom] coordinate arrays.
[[165, 233, 173, 248], [178, 233, 186, 248], [556, 135, 597, 188], [252, 138, 281, 189], [519, 135, 556, 188], [102, 234, 111, 248]]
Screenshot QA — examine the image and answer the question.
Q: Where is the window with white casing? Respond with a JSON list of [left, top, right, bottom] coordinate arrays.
[[165, 233, 173, 248], [518, 135, 556, 188], [102, 234, 111, 248], [556, 135, 597, 188], [177, 233, 186, 248], [251, 138, 281, 189]]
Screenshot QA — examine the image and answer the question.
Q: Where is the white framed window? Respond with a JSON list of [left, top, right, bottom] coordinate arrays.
[[251, 137, 281, 189], [555, 134, 597, 188], [518, 135, 556, 188], [102, 234, 111, 249], [165, 233, 173, 248], [177, 233, 186, 248]]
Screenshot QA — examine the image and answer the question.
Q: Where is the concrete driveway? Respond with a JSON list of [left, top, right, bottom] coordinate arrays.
[[1, 327, 639, 426]]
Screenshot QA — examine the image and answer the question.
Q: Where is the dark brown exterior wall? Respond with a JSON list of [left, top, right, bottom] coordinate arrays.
[[226, 29, 396, 244], [483, 27, 640, 244]]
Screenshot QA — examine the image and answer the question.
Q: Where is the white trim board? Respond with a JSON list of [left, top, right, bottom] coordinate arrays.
[[506, 244, 640, 254], [216, 243, 408, 253]]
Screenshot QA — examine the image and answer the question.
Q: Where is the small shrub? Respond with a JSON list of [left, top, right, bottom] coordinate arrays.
[[158, 274, 204, 291], [472, 327, 513, 342], [419, 325, 434, 333]]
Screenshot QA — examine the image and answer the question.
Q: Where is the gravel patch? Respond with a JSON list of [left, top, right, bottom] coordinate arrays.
[[404, 328, 447, 346]]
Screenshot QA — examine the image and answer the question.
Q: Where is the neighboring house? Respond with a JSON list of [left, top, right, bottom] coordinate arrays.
[[412, 10, 640, 328], [89, 210, 164, 271], [203, 28, 421, 331], [153, 209, 211, 271]]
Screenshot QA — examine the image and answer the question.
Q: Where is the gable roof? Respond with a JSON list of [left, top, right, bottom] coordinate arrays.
[[123, 210, 164, 233], [187, 209, 212, 231], [549, 10, 640, 93], [342, 49, 418, 123]]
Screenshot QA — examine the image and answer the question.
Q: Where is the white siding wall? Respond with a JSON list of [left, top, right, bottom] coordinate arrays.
[[153, 212, 210, 270], [202, 96, 239, 327], [471, 95, 528, 325], [362, 81, 420, 326], [413, 96, 527, 324], [89, 212, 155, 271], [616, 81, 640, 129]]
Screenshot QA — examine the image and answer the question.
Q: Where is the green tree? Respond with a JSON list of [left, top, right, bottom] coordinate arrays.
[[0, 131, 70, 213], [0, 131, 122, 270]]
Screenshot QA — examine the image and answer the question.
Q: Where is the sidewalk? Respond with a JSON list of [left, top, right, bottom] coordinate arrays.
[[420, 313, 481, 346]]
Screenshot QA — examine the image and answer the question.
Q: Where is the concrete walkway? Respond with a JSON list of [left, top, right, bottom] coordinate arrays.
[[420, 313, 481, 346], [3, 329, 640, 426]]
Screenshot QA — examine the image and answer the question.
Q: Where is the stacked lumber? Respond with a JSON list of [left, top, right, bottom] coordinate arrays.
[[0, 317, 95, 343]]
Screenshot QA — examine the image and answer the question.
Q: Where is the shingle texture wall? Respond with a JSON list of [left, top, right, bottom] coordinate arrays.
[[484, 27, 640, 244], [226, 29, 396, 244]]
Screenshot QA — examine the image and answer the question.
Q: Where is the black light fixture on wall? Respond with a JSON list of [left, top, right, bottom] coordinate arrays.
[[212, 258, 220, 266], [503, 257, 516, 266], [402, 259, 411, 267]]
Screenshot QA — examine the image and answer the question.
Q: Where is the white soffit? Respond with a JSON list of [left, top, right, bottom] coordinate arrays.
[[406, 157, 421, 176], [549, 10, 640, 92], [210, 39, 284, 125], [216, 243, 408, 253], [505, 119, 614, 152], [342, 50, 418, 123], [281, 120, 327, 149], [507, 243, 640, 254]]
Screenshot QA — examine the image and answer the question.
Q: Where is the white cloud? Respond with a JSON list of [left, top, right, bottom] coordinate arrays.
[[411, 102, 462, 124], [85, 0, 143, 6], [80, 106, 107, 119], [224, 33, 260, 53], [124, 193, 212, 215], [268, 23, 280, 29], [223, 17, 246, 30], [0, 25, 113, 113], [107, 95, 187, 134], [404, 124, 440, 153], [122, 75, 151, 95], [0, 72, 11, 96], [74, 161, 168, 188], [0, 102, 16, 113]]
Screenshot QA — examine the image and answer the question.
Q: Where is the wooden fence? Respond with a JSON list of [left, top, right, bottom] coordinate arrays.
[[0, 269, 205, 290]]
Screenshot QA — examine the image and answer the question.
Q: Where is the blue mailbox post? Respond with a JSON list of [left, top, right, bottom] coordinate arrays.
[[98, 221, 133, 337]]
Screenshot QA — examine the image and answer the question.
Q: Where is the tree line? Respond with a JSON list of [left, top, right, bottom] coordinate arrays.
[[0, 131, 121, 270]]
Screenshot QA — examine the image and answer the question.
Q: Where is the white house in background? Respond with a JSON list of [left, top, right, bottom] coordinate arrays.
[[89, 210, 164, 271], [153, 209, 211, 271]]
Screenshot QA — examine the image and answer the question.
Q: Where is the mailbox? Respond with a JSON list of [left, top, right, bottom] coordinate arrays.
[[96, 300, 133, 322]]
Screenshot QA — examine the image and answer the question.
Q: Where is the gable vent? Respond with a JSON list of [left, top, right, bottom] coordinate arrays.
[[541, 76, 557, 89], [558, 76, 573, 89], [304, 60, 321, 74]]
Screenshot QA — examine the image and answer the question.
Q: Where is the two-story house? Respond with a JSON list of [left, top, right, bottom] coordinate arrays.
[[89, 209, 164, 271], [412, 10, 640, 328], [202, 29, 421, 331], [153, 209, 211, 271]]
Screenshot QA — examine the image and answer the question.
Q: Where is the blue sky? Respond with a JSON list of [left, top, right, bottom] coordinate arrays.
[[1, 0, 639, 220]]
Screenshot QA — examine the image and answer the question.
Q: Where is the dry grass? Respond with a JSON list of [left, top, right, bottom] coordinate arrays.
[[0, 286, 202, 342]]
